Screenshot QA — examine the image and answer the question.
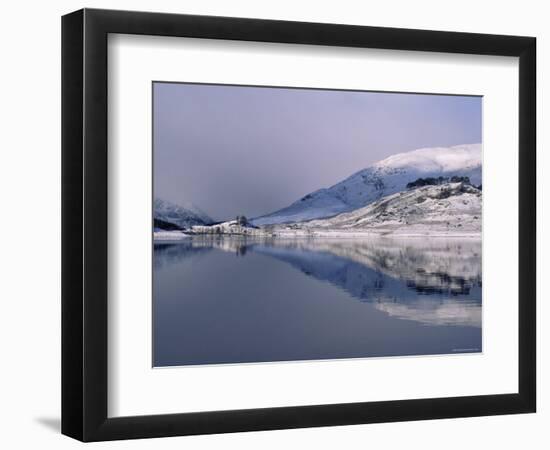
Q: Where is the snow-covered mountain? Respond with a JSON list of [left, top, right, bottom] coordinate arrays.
[[305, 181, 481, 235], [154, 198, 213, 229], [252, 144, 481, 226]]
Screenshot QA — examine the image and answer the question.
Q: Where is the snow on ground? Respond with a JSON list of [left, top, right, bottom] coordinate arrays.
[[303, 181, 481, 235], [184, 180, 482, 238], [189, 219, 267, 236]]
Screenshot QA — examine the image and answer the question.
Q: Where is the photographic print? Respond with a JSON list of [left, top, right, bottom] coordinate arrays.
[[153, 82, 482, 367]]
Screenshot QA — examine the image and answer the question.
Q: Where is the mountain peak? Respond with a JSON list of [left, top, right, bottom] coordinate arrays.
[[154, 198, 213, 229], [252, 143, 481, 226], [374, 144, 480, 172]]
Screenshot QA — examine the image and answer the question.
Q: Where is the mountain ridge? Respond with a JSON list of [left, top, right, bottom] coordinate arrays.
[[154, 198, 213, 229], [303, 181, 481, 235], [251, 143, 481, 226]]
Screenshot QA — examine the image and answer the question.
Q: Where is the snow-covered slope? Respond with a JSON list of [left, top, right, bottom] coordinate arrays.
[[305, 181, 481, 235], [154, 198, 213, 229], [252, 144, 481, 225], [190, 218, 263, 236]]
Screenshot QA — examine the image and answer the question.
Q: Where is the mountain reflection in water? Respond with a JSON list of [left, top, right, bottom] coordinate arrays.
[[154, 237, 481, 328]]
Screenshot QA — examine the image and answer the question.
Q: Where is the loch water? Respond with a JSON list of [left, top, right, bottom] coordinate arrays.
[[153, 236, 482, 367]]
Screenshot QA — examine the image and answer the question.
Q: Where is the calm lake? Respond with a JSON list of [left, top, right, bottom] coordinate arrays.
[[153, 236, 482, 367]]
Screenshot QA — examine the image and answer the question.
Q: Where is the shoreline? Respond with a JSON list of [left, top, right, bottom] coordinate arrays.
[[153, 229, 482, 241]]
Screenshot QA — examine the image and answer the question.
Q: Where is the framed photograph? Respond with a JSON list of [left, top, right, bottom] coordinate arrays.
[[62, 8, 536, 441]]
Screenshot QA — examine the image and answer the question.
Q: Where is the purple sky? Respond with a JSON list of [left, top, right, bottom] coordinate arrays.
[[153, 82, 481, 221]]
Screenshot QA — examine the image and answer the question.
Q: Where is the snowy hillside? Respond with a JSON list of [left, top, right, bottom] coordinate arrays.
[[305, 181, 481, 235], [252, 144, 481, 225], [154, 198, 213, 229], [190, 217, 263, 236]]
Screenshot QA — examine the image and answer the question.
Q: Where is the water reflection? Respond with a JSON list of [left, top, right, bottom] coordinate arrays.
[[153, 240, 213, 270], [154, 236, 481, 327]]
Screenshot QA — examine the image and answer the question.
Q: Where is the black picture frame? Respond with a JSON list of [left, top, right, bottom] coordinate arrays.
[[62, 8, 536, 442]]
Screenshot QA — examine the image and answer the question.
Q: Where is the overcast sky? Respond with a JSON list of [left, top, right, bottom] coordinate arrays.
[[153, 82, 481, 221]]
